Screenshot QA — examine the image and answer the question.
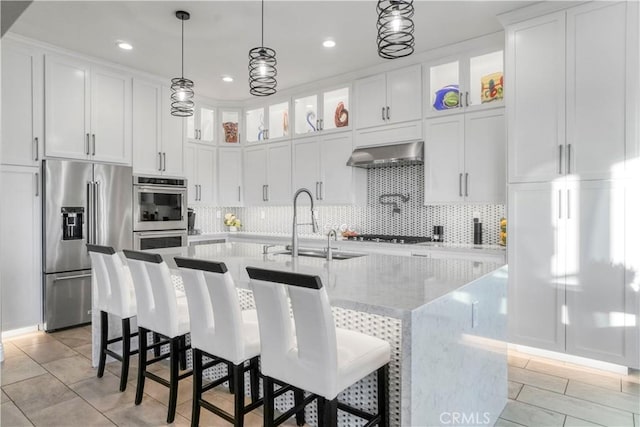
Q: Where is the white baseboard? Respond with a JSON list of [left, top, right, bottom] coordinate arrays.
[[1, 325, 41, 339], [508, 343, 629, 375]]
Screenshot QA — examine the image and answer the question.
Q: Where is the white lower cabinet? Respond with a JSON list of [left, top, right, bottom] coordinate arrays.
[[424, 109, 505, 204], [243, 142, 291, 206], [0, 166, 42, 330], [218, 148, 243, 206], [185, 143, 216, 205], [293, 132, 360, 204], [509, 180, 638, 367]]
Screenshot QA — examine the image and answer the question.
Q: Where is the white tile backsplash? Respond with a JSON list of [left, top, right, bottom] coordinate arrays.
[[193, 164, 504, 244]]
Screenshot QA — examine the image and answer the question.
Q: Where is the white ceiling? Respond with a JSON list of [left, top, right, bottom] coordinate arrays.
[[9, 1, 535, 101]]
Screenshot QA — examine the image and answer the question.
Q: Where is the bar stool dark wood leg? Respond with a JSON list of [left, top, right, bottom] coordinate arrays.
[[293, 389, 305, 426], [191, 349, 202, 427], [263, 376, 274, 427], [119, 317, 132, 392], [232, 363, 245, 427], [167, 337, 180, 423], [249, 357, 259, 403], [179, 335, 187, 371], [323, 398, 338, 427], [153, 332, 161, 357], [378, 364, 389, 427], [135, 327, 148, 405], [227, 362, 235, 394], [97, 310, 108, 378]]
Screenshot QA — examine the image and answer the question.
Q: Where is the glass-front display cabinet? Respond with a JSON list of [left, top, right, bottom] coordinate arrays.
[[294, 86, 350, 136], [219, 109, 240, 145], [186, 103, 216, 143], [245, 100, 290, 143], [426, 49, 503, 116]]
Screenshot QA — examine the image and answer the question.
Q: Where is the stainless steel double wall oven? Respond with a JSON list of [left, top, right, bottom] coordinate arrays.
[[133, 176, 188, 250]]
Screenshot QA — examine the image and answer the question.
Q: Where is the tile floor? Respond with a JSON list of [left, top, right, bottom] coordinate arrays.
[[0, 327, 638, 426]]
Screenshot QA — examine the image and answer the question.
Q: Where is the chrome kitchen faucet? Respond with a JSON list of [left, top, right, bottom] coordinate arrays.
[[291, 188, 319, 257]]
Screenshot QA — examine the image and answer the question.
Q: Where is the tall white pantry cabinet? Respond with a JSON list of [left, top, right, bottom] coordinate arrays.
[[505, 1, 640, 368]]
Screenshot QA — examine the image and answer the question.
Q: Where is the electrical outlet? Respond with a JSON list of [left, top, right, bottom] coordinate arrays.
[[216, 210, 221, 219], [472, 301, 479, 328]]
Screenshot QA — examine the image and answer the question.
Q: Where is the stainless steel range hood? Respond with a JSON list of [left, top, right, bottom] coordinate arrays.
[[346, 141, 423, 168]]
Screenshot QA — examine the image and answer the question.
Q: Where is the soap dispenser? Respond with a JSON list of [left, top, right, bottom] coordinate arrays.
[[473, 213, 483, 245]]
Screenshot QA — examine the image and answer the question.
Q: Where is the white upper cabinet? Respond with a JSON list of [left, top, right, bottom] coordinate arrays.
[[426, 49, 504, 117], [354, 64, 422, 130], [244, 100, 290, 143], [45, 54, 132, 164], [424, 109, 505, 204], [243, 141, 291, 205], [133, 79, 184, 177], [566, 2, 629, 181], [185, 143, 216, 205], [506, 12, 565, 183], [161, 86, 185, 177], [186, 101, 216, 144], [293, 86, 351, 137], [1, 43, 43, 167], [218, 148, 243, 206], [507, 2, 636, 183], [292, 131, 357, 205]]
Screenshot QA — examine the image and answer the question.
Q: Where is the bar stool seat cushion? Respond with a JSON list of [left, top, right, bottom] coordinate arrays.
[[196, 309, 260, 365], [335, 328, 391, 397]]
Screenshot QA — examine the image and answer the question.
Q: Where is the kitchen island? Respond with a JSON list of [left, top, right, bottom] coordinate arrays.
[[154, 242, 508, 426]]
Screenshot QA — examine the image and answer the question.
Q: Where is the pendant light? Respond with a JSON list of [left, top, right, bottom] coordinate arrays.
[[248, 0, 277, 96], [170, 10, 195, 117], [377, 0, 415, 60]]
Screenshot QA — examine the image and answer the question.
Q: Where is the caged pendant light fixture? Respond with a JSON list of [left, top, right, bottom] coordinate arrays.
[[170, 10, 195, 117], [377, 0, 415, 60], [248, 0, 277, 96]]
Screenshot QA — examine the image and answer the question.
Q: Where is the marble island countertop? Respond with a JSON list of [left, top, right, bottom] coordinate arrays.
[[188, 231, 506, 260], [155, 241, 504, 320]]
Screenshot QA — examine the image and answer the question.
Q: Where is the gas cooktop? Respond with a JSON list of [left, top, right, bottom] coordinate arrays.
[[347, 234, 432, 244]]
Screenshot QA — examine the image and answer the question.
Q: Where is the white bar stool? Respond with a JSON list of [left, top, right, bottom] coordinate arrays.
[[175, 257, 263, 427], [87, 244, 138, 392], [123, 250, 192, 424], [246, 267, 391, 427]]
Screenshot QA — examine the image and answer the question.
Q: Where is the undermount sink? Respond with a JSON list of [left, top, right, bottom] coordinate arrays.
[[273, 248, 367, 260]]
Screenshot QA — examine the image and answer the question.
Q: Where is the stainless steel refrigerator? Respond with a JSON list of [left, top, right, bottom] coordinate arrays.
[[42, 159, 132, 331]]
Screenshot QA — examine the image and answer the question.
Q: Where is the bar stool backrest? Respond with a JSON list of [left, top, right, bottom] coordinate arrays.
[[247, 267, 339, 397], [123, 250, 181, 338], [175, 257, 246, 364], [87, 245, 136, 319]]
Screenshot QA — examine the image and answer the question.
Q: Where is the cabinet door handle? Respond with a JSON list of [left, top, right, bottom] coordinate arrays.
[[465, 91, 469, 107], [262, 185, 266, 201], [558, 145, 563, 174], [381, 107, 385, 121], [266, 185, 269, 201], [320, 181, 324, 200], [315, 182, 320, 199], [567, 189, 571, 219], [316, 120, 320, 132], [386, 106, 390, 121], [162, 153, 167, 171], [459, 173, 463, 197], [411, 253, 430, 258], [320, 119, 324, 130], [92, 134, 96, 156], [558, 190, 562, 219], [34, 137, 39, 161], [86, 133, 90, 155], [158, 152, 162, 171], [35, 172, 39, 197], [567, 144, 572, 174], [238, 186, 241, 202], [464, 173, 469, 197]]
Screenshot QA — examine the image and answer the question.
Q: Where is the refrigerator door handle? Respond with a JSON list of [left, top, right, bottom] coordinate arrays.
[[53, 273, 92, 282], [94, 181, 101, 244], [86, 181, 93, 244]]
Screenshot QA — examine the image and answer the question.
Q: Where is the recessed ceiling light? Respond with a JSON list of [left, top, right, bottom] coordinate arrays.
[[222, 76, 234, 83], [323, 40, 336, 48], [117, 41, 133, 50]]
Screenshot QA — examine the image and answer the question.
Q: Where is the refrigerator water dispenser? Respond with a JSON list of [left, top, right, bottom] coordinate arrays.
[[61, 207, 84, 240]]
